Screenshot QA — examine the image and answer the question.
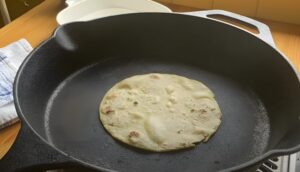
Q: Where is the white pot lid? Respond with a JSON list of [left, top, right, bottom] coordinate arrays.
[[57, 0, 172, 25]]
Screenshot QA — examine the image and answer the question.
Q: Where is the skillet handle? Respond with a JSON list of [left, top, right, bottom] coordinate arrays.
[[184, 10, 276, 47], [0, 121, 87, 171]]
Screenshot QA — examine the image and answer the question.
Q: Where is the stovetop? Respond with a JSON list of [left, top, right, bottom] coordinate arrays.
[[257, 153, 300, 172]]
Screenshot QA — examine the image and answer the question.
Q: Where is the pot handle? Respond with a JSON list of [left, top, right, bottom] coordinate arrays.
[[0, 121, 91, 171], [184, 10, 276, 47]]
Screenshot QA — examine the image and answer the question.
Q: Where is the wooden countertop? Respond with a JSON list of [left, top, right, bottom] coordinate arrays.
[[0, 0, 300, 159]]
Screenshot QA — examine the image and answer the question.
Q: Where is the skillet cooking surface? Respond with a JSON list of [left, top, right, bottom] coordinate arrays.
[[45, 58, 270, 172]]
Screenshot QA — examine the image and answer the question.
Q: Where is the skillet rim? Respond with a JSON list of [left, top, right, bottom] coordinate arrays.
[[13, 12, 300, 172]]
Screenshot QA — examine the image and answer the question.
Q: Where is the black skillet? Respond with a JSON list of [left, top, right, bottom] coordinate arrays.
[[1, 10, 300, 172]]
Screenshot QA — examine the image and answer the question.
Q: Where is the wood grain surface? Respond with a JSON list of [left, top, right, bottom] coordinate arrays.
[[0, 0, 300, 160], [157, 0, 300, 25]]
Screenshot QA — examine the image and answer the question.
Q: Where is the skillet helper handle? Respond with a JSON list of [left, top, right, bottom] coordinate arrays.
[[185, 10, 276, 47], [0, 122, 79, 171], [188, 10, 300, 78]]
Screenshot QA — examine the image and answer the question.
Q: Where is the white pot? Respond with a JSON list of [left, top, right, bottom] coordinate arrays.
[[56, 0, 172, 25]]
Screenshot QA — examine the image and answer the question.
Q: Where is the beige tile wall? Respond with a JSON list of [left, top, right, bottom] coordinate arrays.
[[156, 0, 300, 25]]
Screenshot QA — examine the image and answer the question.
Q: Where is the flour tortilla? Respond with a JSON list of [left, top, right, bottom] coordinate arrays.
[[99, 73, 222, 152]]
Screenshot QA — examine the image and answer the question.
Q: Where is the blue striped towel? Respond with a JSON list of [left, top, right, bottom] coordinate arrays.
[[0, 39, 32, 129]]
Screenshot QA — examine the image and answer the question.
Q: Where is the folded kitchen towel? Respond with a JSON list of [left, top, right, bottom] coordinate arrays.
[[0, 39, 32, 129]]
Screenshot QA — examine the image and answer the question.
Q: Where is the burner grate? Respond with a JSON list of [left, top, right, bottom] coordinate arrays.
[[257, 156, 289, 172]]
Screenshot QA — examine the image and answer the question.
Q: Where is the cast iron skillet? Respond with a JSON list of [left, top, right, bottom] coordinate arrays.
[[1, 10, 300, 172]]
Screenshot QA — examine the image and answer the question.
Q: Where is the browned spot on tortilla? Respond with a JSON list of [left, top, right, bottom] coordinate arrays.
[[129, 131, 140, 137], [119, 83, 131, 89], [150, 74, 160, 79], [106, 94, 117, 100], [199, 109, 207, 114], [102, 106, 115, 115]]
